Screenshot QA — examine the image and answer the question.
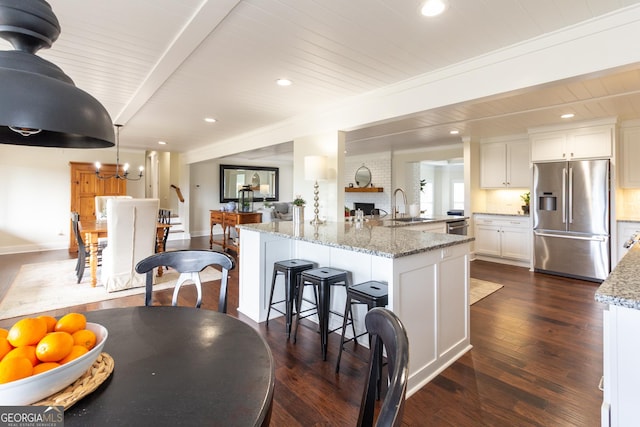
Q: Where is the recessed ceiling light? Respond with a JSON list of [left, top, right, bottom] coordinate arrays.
[[561, 113, 575, 119], [449, 130, 459, 135], [158, 141, 167, 145], [204, 117, 217, 123], [276, 78, 292, 86], [421, 0, 447, 17]]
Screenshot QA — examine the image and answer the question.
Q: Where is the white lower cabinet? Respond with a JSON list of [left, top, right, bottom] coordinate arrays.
[[616, 221, 640, 265], [601, 304, 640, 426], [474, 215, 531, 264]]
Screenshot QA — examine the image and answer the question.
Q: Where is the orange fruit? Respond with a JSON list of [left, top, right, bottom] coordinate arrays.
[[0, 328, 8, 338], [33, 362, 61, 375], [0, 337, 13, 360], [7, 317, 47, 347], [55, 313, 87, 334], [59, 345, 88, 364], [72, 329, 97, 351], [36, 332, 74, 363], [4, 346, 38, 366], [0, 356, 33, 384], [38, 315, 58, 333]]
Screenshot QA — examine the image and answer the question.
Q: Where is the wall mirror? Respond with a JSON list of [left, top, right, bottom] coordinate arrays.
[[220, 164, 279, 202], [355, 165, 372, 187]]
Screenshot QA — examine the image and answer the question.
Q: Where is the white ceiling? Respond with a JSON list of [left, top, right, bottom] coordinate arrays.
[[4, 0, 640, 158]]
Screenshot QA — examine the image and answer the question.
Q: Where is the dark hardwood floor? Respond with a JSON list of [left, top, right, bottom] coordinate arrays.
[[0, 237, 604, 426]]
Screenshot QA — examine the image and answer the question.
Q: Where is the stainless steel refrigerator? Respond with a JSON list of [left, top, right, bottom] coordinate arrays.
[[533, 159, 610, 282]]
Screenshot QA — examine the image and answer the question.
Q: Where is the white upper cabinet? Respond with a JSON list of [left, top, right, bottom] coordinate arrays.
[[620, 125, 640, 188], [529, 119, 615, 162], [480, 137, 530, 188]]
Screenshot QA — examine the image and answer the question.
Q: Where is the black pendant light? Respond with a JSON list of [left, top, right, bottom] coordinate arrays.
[[0, 0, 114, 148]]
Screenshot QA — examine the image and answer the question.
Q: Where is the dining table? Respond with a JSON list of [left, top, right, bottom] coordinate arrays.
[[80, 220, 172, 287], [65, 306, 275, 426]]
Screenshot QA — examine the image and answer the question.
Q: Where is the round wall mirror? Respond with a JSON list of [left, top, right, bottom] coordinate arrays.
[[355, 165, 372, 187]]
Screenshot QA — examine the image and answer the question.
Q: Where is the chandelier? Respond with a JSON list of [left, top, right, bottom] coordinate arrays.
[[95, 125, 143, 180]]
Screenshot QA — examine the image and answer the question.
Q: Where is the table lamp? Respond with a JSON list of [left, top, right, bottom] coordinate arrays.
[[304, 156, 328, 225]]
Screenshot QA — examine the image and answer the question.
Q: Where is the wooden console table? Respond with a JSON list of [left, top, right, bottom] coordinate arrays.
[[210, 210, 262, 253]]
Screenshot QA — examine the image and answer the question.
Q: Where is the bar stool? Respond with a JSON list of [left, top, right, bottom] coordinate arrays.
[[266, 259, 316, 338], [335, 280, 389, 373], [292, 267, 352, 361]]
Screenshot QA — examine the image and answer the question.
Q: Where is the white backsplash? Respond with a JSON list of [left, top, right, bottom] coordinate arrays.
[[484, 189, 530, 215], [618, 189, 640, 219], [344, 154, 392, 215]]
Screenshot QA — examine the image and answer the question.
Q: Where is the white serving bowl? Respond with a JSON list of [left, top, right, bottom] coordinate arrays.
[[0, 322, 108, 405]]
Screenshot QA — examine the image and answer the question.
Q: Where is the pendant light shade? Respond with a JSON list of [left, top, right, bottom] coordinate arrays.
[[0, 0, 115, 148]]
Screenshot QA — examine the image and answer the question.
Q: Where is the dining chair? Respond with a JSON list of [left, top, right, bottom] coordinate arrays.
[[357, 307, 409, 427], [135, 250, 235, 312], [70, 211, 106, 283], [94, 195, 132, 220], [101, 198, 159, 292], [157, 208, 171, 253]]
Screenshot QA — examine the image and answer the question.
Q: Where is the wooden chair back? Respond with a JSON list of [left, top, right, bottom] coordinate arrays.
[[135, 249, 235, 312], [358, 307, 409, 427]]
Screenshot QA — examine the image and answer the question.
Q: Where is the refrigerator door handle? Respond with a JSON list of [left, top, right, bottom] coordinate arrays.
[[534, 231, 607, 242], [568, 166, 573, 224], [562, 167, 567, 224]]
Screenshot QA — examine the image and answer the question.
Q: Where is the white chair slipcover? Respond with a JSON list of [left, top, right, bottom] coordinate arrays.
[[95, 195, 132, 220], [101, 198, 159, 292]]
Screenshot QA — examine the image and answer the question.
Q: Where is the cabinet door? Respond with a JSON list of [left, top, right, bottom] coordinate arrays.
[[500, 226, 531, 260], [531, 133, 567, 162], [69, 162, 126, 252], [438, 247, 468, 355], [569, 126, 612, 159], [475, 224, 501, 256], [616, 222, 640, 263], [480, 143, 507, 188], [507, 140, 530, 187], [620, 127, 640, 188]]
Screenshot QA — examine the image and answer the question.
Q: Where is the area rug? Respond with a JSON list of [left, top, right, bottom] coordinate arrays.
[[470, 278, 503, 305], [0, 259, 222, 320]]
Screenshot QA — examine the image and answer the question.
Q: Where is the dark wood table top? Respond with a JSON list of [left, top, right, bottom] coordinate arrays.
[[65, 307, 274, 426]]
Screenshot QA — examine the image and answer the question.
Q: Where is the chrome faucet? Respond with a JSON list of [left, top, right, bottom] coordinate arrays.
[[392, 188, 407, 219]]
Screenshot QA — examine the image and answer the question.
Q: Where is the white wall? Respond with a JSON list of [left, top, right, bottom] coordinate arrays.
[[0, 144, 145, 254], [188, 158, 294, 237]]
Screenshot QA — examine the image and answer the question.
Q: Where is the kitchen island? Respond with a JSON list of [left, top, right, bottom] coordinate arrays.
[[238, 220, 474, 397], [595, 245, 640, 426]]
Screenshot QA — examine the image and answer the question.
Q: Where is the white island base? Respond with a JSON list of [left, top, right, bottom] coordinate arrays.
[[238, 225, 472, 397]]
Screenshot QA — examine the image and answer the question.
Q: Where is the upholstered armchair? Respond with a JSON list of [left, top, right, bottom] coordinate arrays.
[[101, 198, 159, 292]]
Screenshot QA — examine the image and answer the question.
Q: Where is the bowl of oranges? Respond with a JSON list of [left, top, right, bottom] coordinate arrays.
[[0, 313, 108, 405]]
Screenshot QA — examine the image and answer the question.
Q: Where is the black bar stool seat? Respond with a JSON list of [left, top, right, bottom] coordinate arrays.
[[266, 259, 315, 338], [293, 267, 351, 361], [336, 280, 389, 373]]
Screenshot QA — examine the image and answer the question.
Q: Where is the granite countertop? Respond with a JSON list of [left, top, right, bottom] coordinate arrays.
[[239, 221, 474, 259], [473, 212, 530, 217], [617, 218, 640, 223], [595, 244, 640, 309]]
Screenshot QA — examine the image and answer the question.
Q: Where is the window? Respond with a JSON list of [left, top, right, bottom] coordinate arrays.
[[420, 181, 434, 216], [452, 182, 464, 210]]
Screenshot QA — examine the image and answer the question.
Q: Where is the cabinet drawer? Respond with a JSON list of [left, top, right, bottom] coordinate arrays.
[[474, 215, 529, 228], [225, 215, 238, 227], [210, 211, 224, 222]]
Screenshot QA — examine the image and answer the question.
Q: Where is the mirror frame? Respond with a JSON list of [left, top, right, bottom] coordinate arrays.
[[355, 165, 372, 188], [220, 164, 279, 203]]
